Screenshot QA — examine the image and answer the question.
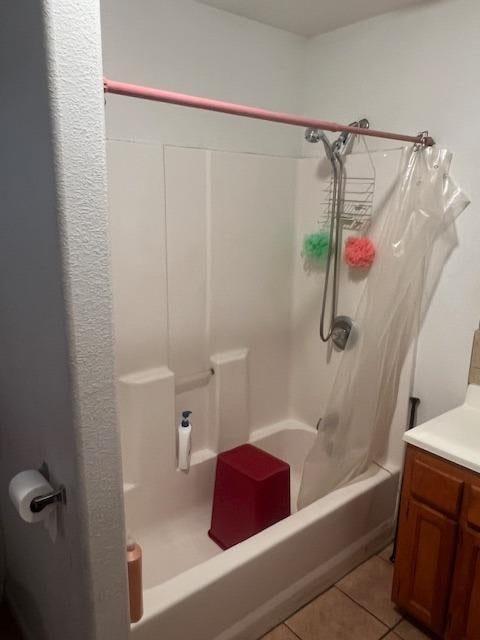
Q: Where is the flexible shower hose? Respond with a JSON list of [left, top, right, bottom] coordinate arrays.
[[319, 151, 345, 342]]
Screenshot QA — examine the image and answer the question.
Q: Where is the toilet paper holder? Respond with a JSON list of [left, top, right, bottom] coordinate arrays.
[[30, 486, 66, 514]]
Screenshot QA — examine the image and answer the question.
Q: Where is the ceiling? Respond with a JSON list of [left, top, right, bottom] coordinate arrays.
[[196, 0, 432, 37]]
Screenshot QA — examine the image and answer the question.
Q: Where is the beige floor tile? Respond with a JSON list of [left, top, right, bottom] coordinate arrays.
[[336, 555, 401, 628], [261, 624, 299, 640], [378, 542, 394, 562], [383, 634, 402, 639], [394, 619, 432, 639], [286, 587, 388, 640]]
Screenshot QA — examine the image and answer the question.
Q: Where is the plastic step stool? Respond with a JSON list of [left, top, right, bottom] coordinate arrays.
[[208, 443, 291, 549]]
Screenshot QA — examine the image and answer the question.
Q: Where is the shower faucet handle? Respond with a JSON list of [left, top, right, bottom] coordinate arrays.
[[331, 316, 353, 351]]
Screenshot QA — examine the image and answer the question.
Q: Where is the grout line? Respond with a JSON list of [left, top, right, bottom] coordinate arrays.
[[267, 547, 398, 640], [391, 618, 410, 640], [393, 616, 437, 640], [272, 588, 331, 635], [333, 586, 394, 630], [275, 549, 395, 637], [283, 621, 306, 640], [378, 553, 395, 569]]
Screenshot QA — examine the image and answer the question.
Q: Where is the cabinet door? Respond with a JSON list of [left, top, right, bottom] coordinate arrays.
[[447, 529, 480, 639], [393, 499, 458, 635]]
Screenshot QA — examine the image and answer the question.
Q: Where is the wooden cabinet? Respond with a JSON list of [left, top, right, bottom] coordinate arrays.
[[392, 446, 480, 639], [393, 499, 457, 634], [448, 528, 480, 639]]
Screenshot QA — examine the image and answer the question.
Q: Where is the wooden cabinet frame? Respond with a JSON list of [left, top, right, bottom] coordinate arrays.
[[392, 445, 480, 639]]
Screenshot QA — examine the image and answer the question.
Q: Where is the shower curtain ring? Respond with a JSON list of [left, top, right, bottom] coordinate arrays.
[[414, 131, 429, 151]]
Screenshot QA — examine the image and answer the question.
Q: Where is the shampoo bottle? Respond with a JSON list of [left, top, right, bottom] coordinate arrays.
[[178, 410, 192, 472]]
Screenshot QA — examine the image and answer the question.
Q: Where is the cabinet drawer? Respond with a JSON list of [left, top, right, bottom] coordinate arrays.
[[410, 455, 464, 519]]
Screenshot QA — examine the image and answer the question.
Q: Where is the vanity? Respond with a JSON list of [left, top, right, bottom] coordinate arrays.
[[392, 385, 480, 639]]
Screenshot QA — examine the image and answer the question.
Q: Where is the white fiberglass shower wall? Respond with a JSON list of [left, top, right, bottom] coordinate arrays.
[[102, 1, 412, 637], [108, 141, 406, 637]]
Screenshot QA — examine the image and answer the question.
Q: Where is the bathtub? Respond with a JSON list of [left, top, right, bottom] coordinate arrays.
[[129, 420, 399, 640]]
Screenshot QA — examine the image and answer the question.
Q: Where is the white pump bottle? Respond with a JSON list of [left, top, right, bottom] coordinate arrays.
[[178, 410, 192, 472]]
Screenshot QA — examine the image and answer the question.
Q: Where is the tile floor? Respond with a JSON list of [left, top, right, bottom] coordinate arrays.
[[261, 544, 433, 640]]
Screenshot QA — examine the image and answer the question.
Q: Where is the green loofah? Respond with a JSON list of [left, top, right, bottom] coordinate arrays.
[[303, 231, 330, 262]]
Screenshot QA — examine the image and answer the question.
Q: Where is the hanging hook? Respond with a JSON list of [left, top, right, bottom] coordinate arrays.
[[414, 131, 431, 151]]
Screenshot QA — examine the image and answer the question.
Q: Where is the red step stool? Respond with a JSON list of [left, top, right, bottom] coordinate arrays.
[[208, 443, 291, 549]]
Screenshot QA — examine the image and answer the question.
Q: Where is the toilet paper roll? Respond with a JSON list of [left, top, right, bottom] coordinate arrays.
[[9, 470, 56, 524]]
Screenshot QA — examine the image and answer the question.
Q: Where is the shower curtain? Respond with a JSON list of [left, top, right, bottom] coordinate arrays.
[[298, 146, 469, 508]]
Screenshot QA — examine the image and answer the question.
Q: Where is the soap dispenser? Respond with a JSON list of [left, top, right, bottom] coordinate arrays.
[[178, 410, 192, 472]]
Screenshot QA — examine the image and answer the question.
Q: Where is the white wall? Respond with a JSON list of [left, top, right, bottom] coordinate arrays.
[[107, 140, 169, 376], [108, 142, 297, 458], [208, 151, 296, 430], [100, 0, 306, 156], [0, 2, 129, 639], [102, 0, 303, 462], [103, 0, 479, 500], [103, 0, 469, 483], [303, 0, 480, 422], [101, 0, 480, 432], [290, 148, 405, 426]]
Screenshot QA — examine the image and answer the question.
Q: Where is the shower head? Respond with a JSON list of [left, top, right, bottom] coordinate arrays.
[[304, 128, 323, 144], [305, 120, 370, 155], [304, 128, 335, 162]]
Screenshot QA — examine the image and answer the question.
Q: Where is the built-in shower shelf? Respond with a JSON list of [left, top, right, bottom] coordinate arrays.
[[190, 448, 217, 467], [188, 420, 316, 470]]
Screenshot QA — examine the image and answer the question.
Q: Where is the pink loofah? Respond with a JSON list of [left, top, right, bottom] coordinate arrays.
[[344, 236, 376, 268]]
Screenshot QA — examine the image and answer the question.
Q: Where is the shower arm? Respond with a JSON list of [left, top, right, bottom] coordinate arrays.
[[103, 78, 435, 147]]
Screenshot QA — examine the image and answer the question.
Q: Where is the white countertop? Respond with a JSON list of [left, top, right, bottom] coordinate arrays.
[[404, 385, 480, 474]]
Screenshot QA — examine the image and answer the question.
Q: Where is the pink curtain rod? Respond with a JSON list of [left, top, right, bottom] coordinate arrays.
[[103, 78, 434, 147]]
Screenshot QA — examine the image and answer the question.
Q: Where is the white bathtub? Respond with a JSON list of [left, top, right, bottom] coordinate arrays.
[[129, 421, 399, 640]]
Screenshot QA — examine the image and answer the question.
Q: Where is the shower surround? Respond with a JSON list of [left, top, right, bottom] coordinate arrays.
[[107, 140, 412, 638]]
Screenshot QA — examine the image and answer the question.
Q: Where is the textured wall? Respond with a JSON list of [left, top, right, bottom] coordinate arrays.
[[44, 0, 130, 638], [0, 1, 128, 639]]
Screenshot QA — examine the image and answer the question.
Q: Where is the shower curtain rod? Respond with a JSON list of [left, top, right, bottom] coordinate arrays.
[[103, 78, 435, 147]]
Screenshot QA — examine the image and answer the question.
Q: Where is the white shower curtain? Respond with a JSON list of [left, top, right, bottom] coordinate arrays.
[[298, 146, 469, 508]]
